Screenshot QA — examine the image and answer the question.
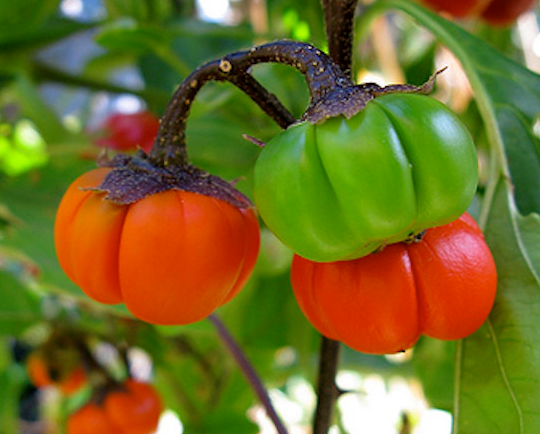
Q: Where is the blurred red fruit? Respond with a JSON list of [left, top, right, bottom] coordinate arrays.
[[95, 111, 160, 153]]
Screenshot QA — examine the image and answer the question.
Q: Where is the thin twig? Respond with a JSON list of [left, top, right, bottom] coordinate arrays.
[[228, 73, 296, 129], [208, 314, 288, 434]]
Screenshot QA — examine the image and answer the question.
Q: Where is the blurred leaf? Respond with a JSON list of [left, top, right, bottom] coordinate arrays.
[[138, 20, 255, 93], [103, 0, 175, 22], [0, 154, 135, 320], [13, 74, 68, 143], [413, 338, 455, 411], [84, 51, 137, 80], [255, 229, 293, 277], [267, 1, 326, 47], [196, 409, 258, 434], [0, 0, 61, 45], [0, 203, 20, 236], [0, 120, 49, 176], [97, 20, 174, 55], [0, 155, 93, 294], [0, 17, 95, 51], [0, 271, 40, 336], [0, 352, 27, 433], [97, 20, 193, 76]]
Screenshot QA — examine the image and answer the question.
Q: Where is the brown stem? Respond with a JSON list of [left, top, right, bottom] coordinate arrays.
[[228, 73, 296, 129], [208, 314, 288, 434], [148, 40, 351, 167], [311, 4, 359, 430], [321, 0, 360, 76], [313, 337, 342, 434]]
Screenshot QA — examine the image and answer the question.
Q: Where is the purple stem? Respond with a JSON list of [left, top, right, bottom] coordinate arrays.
[[208, 314, 288, 434]]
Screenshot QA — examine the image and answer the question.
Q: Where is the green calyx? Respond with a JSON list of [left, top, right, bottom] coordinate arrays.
[[253, 92, 478, 262]]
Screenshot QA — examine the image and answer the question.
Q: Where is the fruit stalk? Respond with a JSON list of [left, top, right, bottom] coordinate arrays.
[[208, 314, 288, 434], [148, 40, 350, 167]]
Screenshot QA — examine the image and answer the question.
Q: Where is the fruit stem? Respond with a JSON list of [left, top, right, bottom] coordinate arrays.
[[149, 40, 351, 167], [208, 314, 289, 434]]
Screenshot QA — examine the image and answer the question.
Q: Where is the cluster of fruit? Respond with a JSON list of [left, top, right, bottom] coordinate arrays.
[[55, 38, 498, 355], [27, 346, 162, 434]]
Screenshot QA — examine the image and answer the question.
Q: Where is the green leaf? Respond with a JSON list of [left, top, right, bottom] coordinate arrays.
[[0, 17, 95, 51], [455, 181, 540, 434], [0, 0, 61, 45], [96, 19, 173, 55], [0, 352, 27, 434], [13, 73, 68, 143], [0, 271, 41, 336], [103, 0, 174, 22], [0, 155, 94, 295], [96, 20, 191, 76], [413, 338, 455, 412]]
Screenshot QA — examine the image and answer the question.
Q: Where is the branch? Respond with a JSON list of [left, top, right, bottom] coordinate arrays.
[[208, 314, 288, 434], [149, 40, 350, 166], [228, 73, 296, 129], [311, 2, 358, 431], [321, 0, 360, 75], [313, 337, 342, 434]]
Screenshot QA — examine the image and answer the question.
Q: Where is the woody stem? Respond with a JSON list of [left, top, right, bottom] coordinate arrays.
[[208, 314, 288, 434], [322, 0, 359, 74], [148, 40, 351, 167]]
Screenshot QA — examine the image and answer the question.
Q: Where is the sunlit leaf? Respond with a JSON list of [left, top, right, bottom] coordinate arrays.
[[456, 181, 540, 434], [0, 271, 41, 335]]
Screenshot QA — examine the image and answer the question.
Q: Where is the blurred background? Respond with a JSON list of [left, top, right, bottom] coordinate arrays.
[[0, 0, 538, 433]]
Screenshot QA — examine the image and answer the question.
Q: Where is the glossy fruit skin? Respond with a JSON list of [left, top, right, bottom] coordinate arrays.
[[290, 213, 497, 354], [67, 381, 162, 434], [422, 0, 536, 26], [95, 111, 160, 153], [27, 353, 86, 395], [254, 93, 478, 262], [54, 168, 260, 325]]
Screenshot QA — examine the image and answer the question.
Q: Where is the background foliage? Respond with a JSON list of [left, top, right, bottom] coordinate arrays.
[[1, 0, 540, 433]]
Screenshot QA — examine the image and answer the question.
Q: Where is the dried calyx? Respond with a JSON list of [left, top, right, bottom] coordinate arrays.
[[303, 68, 446, 124], [93, 153, 252, 208]]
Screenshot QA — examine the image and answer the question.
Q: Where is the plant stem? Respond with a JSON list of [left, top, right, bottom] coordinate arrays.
[[227, 73, 297, 129], [208, 314, 288, 434], [313, 337, 342, 434], [149, 40, 350, 167], [310, 2, 357, 432], [321, 0, 359, 74]]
